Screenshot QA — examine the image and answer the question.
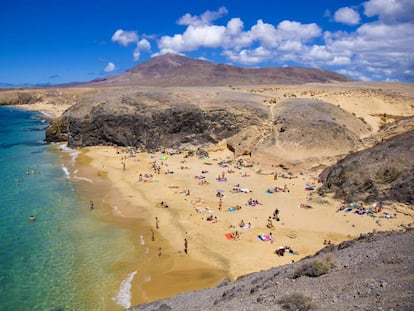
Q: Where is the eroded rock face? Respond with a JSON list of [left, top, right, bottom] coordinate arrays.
[[318, 130, 414, 204], [270, 99, 371, 154], [46, 91, 268, 151]]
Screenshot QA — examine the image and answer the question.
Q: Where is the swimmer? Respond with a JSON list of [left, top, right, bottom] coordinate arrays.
[[30, 215, 36, 221]]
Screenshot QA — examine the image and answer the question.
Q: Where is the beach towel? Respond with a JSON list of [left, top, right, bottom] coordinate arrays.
[[227, 207, 237, 212], [257, 235, 265, 241], [225, 233, 234, 240], [305, 182, 316, 190], [257, 233, 273, 241], [195, 207, 213, 213]]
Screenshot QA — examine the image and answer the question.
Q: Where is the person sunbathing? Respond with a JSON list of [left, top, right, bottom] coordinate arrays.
[[299, 203, 312, 209]]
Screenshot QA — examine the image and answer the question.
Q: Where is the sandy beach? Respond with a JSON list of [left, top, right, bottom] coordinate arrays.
[[10, 82, 414, 306], [75, 143, 413, 306]]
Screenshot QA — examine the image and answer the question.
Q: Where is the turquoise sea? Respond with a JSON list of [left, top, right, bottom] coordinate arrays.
[[0, 106, 135, 311]]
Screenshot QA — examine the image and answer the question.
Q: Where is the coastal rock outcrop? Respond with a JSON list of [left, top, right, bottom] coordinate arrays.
[[46, 90, 269, 151], [45, 91, 373, 159], [318, 129, 414, 204], [271, 99, 370, 154]]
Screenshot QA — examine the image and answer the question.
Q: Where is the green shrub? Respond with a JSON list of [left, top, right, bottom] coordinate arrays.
[[292, 259, 330, 278], [277, 293, 317, 311]]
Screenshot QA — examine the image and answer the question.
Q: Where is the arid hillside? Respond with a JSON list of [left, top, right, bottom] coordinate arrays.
[[88, 53, 353, 87]]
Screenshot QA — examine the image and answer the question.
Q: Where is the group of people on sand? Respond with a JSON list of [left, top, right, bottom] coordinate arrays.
[[206, 215, 218, 223], [267, 184, 289, 193], [141, 151, 300, 259], [337, 200, 385, 216], [247, 198, 261, 207], [138, 173, 154, 183]]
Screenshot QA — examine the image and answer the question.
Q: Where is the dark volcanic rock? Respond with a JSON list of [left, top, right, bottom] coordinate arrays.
[[129, 229, 414, 311], [318, 130, 414, 204], [46, 91, 268, 151]]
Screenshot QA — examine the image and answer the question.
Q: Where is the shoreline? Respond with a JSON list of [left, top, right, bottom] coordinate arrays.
[[77, 144, 414, 306], [7, 83, 413, 307], [72, 147, 227, 307]]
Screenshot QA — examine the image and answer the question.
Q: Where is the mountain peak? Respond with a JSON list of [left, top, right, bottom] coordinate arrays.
[[126, 53, 211, 75], [95, 53, 353, 87]]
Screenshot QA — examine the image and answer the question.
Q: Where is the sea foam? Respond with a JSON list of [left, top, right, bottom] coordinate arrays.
[[59, 143, 80, 165], [113, 271, 137, 309], [61, 165, 70, 177]]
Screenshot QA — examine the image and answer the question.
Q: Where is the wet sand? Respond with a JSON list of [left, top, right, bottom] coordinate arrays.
[[71, 149, 226, 307]]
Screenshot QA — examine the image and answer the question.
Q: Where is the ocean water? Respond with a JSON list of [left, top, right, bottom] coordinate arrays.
[[0, 106, 135, 311]]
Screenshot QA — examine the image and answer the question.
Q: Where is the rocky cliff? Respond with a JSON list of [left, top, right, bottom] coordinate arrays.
[[318, 128, 414, 204], [45, 89, 269, 152]]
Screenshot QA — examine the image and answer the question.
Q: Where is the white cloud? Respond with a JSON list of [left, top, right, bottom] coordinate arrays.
[[363, 0, 414, 23], [133, 39, 151, 61], [159, 15, 321, 58], [334, 7, 361, 25], [178, 6, 228, 26], [277, 20, 321, 41], [323, 20, 414, 81], [138, 39, 151, 51], [223, 46, 273, 65], [159, 24, 227, 52], [278, 40, 302, 52], [111, 5, 414, 81], [104, 62, 116, 72], [112, 29, 138, 46]]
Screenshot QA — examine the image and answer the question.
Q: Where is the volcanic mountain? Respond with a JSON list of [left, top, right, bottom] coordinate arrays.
[[90, 53, 353, 87]]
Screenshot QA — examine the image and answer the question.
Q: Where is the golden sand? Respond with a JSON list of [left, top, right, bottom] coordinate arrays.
[[13, 82, 414, 306], [76, 144, 413, 306]]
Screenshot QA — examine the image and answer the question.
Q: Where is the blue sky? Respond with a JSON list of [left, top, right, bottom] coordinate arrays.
[[1, 0, 413, 85]]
